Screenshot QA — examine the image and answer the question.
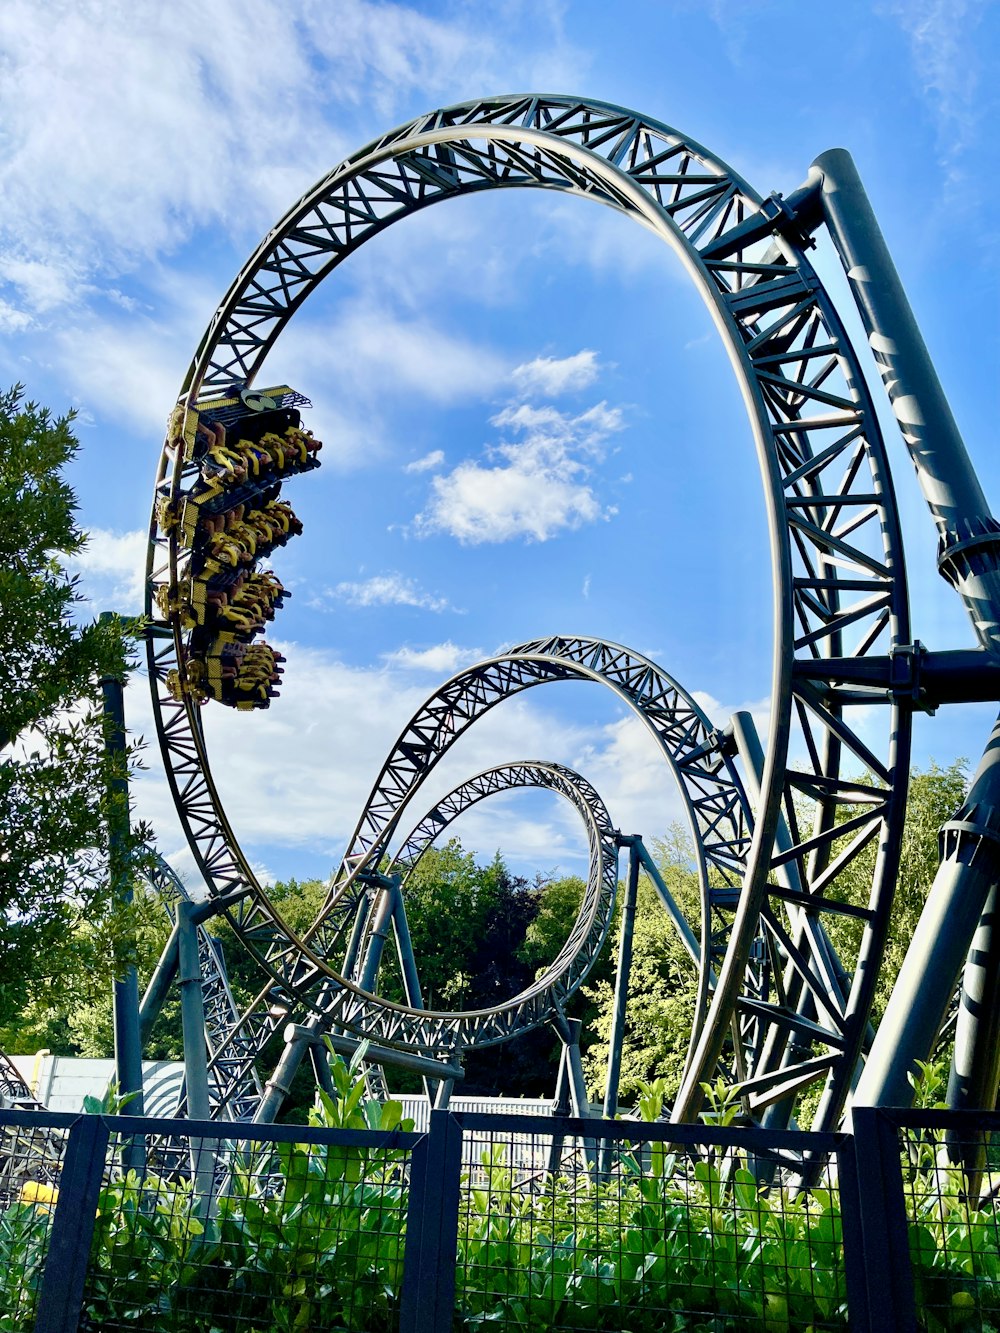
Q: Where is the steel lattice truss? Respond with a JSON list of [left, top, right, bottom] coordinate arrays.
[[196, 641, 750, 1112], [147, 95, 911, 1130], [383, 760, 620, 986]]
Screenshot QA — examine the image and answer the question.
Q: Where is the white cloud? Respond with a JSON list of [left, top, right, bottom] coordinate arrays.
[[511, 350, 602, 399], [67, 528, 147, 615], [0, 0, 587, 320], [382, 642, 483, 674], [414, 401, 624, 544], [0, 300, 32, 333], [284, 302, 509, 406], [404, 450, 445, 474], [324, 572, 457, 613], [582, 575, 591, 599]]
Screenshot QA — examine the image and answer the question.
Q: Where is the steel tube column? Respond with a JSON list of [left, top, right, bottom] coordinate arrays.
[[100, 617, 144, 1120], [603, 838, 641, 1122], [799, 150, 1000, 1114], [177, 902, 211, 1121], [801, 148, 1000, 659], [947, 881, 1000, 1188], [854, 716, 1000, 1110], [138, 926, 179, 1045]]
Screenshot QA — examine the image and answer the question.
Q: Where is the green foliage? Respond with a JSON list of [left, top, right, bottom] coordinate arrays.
[[0, 384, 148, 1031], [3, 1054, 1000, 1330]]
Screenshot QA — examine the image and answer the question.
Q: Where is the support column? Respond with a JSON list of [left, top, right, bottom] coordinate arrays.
[[254, 1026, 312, 1123], [797, 149, 1000, 660], [854, 715, 1000, 1111], [177, 899, 216, 1202], [947, 882, 1000, 1192], [100, 614, 143, 1123], [138, 925, 179, 1046], [603, 837, 640, 1121]]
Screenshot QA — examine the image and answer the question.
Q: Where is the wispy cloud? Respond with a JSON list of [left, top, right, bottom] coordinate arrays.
[[382, 642, 483, 673], [322, 572, 457, 613], [881, 0, 988, 161], [511, 350, 603, 398], [403, 450, 445, 474], [0, 0, 587, 322], [414, 400, 624, 545]]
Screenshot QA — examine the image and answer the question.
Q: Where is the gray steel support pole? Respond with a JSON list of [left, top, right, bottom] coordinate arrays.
[[308, 1039, 338, 1099], [432, 1076, 454, 1110], [254, 1027, 311, 1123], [177, 899, 216, 1203], [100, 617, 144, 1121], [358, 883, 396, 993], [947, 881, 1000, 1189], [138, 925, 179, 1045], [177, 901, 211, 1122], [853, 713, 1000, 1111], [546, 1039, 572, 1174], [603, 838, 640, 1122], [633, 840, 701, 967], [801, 149, 1000, 660], [391, 887, 425, 1008], [342, 889, 374, 981], [283, 1023, 466, 1083], [390, 885, 436, 1101]]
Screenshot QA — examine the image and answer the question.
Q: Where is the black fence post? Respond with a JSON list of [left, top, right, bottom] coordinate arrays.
[[34, 1114, 110, 1333], [851, 1107, 918, 1332], [835, 1133, 870, 1330], [399, 1109, 463, 1333]]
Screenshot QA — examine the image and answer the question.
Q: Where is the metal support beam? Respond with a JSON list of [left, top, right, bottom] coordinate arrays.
[[391, 888, 425, 1009], [138, 925, 179, 1045], [854, 713, 1000, 1111], [100, 615, 143, 1123], [254, 1027, 311, 1123], [177, 901, 211, 1122], [308, 1039, 338, 1100], [947, 881, 1000, 1192], [794, 149, 1000, 660], [632, 839, 701, 968], [285, 1024, 465, 1084], [793, 648, 1000, 708], [603, 837, 641, 1122], [358, 880, 397, 993], [177, 899, 216, 1201]]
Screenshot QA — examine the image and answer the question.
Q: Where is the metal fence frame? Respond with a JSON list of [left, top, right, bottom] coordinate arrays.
[[2, 1104, 998, 1331], [850, 1105, 1000, 1333]]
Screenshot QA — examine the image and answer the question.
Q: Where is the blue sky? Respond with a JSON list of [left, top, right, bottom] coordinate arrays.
[[3, 0, 998, 890]]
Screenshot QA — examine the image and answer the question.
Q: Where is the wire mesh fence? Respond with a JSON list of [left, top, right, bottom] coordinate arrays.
[[0, 1112, 70, 1330], [16, 1102, 1000, 1332], [78, 1120, 416, 1333], [885, 1109, 1000, 1331], [449, 1112, 855, 1333]]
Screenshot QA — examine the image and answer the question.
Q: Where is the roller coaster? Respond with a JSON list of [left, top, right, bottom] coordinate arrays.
[[128, 95, 1000, 1142]]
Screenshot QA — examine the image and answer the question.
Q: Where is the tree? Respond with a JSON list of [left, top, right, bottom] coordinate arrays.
[[0, 385, 143, 1029]]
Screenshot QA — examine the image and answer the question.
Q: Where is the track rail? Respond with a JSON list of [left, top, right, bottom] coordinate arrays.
[[147, 95, 911, 1128]]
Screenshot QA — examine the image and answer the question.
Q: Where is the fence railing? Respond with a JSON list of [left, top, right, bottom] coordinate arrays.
[[1, 1104, 999, 1331]]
